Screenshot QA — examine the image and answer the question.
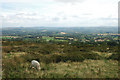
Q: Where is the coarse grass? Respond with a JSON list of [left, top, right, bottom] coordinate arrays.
[[2, 41, 119, 78], [2, 57, 118, 78], [2, 51, 119, 78]]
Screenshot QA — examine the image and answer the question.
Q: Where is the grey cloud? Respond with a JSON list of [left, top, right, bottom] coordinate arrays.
[[72, 15, 80, 18], [82, 13, 93, 15], [16, 12, 38, 16], [99, 18, 117, 21], [62, 17, 67, 20], [54, 0, 85, 3], [52, 16, 68, 21], [52, 17, 60, 21], [14, 12, 40, 20]]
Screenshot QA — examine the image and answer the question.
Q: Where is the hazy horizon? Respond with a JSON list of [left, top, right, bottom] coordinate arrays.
[[2, 26, 118, 28]]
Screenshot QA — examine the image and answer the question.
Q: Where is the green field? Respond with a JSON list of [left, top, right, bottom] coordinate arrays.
[[42, 36, 68, 42], [2, 37, 12, 39], [54, 39, 68, 42], [42, 36, 54, 41]]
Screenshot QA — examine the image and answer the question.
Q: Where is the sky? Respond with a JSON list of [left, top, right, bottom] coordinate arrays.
[[0, 0, 119, 27]]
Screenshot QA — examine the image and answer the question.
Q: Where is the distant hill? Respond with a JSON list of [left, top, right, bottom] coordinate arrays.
[[2, 26, 118, 36]]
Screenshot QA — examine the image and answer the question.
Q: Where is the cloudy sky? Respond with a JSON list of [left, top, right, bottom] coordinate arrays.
[[0, 0, 119, 27]]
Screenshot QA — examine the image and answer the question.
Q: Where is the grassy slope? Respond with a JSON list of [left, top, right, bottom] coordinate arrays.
[[2, 41, 119, 78], [2, 53, 118, 78], [39, 60, 118, 78]]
